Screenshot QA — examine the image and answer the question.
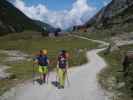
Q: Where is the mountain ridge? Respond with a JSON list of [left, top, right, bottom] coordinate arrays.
[[0, 0, 53, 36], [75, 0, 133, 37]]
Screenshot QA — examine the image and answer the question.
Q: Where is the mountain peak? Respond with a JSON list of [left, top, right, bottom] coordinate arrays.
[[73, 0, 133, 39]]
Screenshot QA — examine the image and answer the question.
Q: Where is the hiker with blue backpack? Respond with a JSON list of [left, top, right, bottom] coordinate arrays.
[[34, 49, 49, 83], [57, 50, 69, 89]]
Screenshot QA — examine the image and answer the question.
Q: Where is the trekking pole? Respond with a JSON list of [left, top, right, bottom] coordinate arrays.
[[46, 68, 49, 84], [56, 68, 59, 82], [66, 62, 70, 87], [32, 63, 36, 85], [66, 70, 70, 87]]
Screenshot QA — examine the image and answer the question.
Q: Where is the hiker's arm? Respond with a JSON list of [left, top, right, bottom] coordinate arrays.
[[57, 61, 59, 68], [33, 58, 38, 64], [66, 61, 69, 72], [57, 56, 60, 69], [47, 59, 50, 65]]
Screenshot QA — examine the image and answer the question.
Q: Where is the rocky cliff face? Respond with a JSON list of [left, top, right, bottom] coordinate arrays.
[[0, 0, 45, 36], [85, 0, 133, 32]]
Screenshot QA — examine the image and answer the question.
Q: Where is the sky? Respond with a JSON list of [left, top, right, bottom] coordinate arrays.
[[9, 0, 111, 29]]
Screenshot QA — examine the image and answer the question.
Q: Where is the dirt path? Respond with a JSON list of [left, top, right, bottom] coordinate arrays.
[[0, 50, 30, 80], [0, 65, 10, 79], [0, 50, 29, 62], [0, 47, 110, 100], [71, 35, 109, 46], [1, 35, 133, 100], [115, 40, 133, 46]]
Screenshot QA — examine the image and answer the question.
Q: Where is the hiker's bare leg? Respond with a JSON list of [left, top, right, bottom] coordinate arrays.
[[43, 74, 46, 82]]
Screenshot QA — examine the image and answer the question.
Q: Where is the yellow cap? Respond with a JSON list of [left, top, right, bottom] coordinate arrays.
[[43, 49, 48, 55]]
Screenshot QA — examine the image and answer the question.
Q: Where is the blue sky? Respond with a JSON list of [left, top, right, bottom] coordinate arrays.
[[10, 0, 111, 29], [24, 0, 75, 11], [24, 0, 111, 11]]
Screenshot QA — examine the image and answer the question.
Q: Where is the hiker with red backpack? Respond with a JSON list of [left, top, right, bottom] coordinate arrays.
[[57, 50, 69, 89], [34, 49, 49, 84]]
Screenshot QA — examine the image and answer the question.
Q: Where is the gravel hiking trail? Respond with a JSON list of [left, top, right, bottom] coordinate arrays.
[[0, 37, 110, 100]]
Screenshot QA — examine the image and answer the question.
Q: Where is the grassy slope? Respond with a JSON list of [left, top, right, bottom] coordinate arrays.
[[0, 33, 99, 95], [99, 45, 133, 100], [0, 0, 45, 35]]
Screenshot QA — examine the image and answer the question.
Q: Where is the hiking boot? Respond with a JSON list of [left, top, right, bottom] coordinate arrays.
[[58, 85, 64, 89], [43, 80, 46, 83], [38, 79, 43, 85]]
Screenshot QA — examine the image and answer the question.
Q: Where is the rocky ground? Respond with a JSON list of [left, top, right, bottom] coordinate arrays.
[[0, 50, 30, 80]]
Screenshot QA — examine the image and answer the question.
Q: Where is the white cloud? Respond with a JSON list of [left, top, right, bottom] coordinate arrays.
[[10, 0, 97, 29], [103, 1, 108, 6], [103, 0, 111, 6]]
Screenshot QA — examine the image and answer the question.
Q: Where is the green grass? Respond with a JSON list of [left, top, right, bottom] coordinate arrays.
[[73, 30, 113, 42], [0, 33, 99, 95], [98, 44, 133, 100], [75, 22, 133, 41], [0, 53, 7, 63]]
